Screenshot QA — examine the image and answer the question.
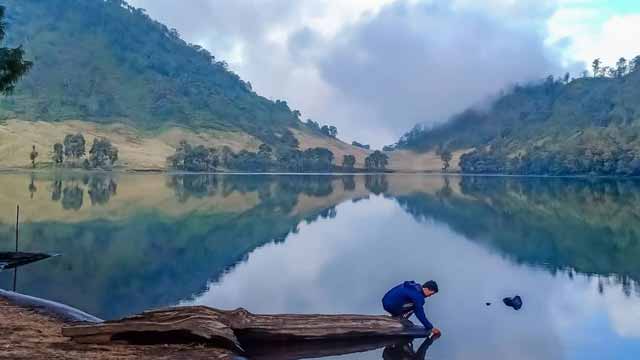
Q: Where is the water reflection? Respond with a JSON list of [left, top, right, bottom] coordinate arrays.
[[0, 174, 639, 359], [28, 174, 37, 200], [88, 176, 118, 205], [365, 174, 389, 195], [396, 176, 640, 291], [382, 338, 434, 360], [245, 337, 434, 360]]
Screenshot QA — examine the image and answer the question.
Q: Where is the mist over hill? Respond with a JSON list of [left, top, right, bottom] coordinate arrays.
[[395, 58, 640, 176]]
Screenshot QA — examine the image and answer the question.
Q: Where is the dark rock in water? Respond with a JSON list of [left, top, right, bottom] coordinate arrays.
[[503, 296, 523, 310], [485, 302, 491, 306]]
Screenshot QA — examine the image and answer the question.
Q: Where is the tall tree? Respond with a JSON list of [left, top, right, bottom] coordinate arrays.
[[29, 144, 38, 168], [365, 151, 389, 171], [52, 143, 64, 165], [89, 137, 119, 168], [63, 133, 86, 159], [320, 125, 338, 138], [440, 148, 453, 172], [342, 155, 356, 170], [0, 6, 32, 94], [616, 57, 628, 78], [592, 58, 601, 77], [631, 56, 640, 73]]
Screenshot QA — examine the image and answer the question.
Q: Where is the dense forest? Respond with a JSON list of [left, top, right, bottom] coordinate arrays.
[[0, 0, 325, 148], [166, 140, 390, 173], [396, 57, 640, 176]]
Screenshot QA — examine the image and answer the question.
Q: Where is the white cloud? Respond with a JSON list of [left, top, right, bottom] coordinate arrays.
[[549, 1, 640, 68], [127, 0, 590, 147]]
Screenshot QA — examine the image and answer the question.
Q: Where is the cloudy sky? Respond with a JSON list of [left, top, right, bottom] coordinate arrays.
[[128, 0, 640, 147]]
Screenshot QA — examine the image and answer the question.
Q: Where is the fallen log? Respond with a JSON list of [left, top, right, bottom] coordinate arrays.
[[63, 306, 243, 352], [62, 306, 428, 354]]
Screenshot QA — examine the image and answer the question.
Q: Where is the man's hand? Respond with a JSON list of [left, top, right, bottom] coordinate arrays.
[[430, 328, 442, 339]]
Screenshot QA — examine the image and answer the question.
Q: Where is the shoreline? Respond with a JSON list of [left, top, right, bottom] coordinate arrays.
[[4, 167, 640, 179], [0, 293, 236, 359]]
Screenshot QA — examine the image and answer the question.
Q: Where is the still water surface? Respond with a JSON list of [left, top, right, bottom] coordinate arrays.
[[1, 173, 639, 359]]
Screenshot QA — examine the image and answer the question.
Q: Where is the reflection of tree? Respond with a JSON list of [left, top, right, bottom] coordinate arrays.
[[279, 175, 334, 197], [166, 174, 218, 202], [51, 180, 62, 202], [396, 176, 640, 292], [61, 184, 84, 211], [28, 175, 37, 199], [365, 175, 389, 195], [48, 175, 119, 209], [435, 177, 452, 198], [342, 175, 356, 191], [305, 206, 337, 224], [167, 174, 335, 208], [88, 176, 118, 205]]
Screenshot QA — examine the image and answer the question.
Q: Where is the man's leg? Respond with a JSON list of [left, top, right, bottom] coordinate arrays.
[[400, 302, 415, 319]]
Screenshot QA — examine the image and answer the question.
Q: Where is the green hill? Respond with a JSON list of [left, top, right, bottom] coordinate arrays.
[[396, 59, 640, 176], [0, 0, 303, 147]]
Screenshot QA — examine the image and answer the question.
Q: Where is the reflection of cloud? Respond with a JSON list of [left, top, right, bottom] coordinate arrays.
[[187, 196, 565, 359], [597, 279, 640, 338]]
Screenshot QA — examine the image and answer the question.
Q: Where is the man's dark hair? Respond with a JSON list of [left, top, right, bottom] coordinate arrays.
[[423, 280, 439, 293]]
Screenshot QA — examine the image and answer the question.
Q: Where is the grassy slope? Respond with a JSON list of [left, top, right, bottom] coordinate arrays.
[[0, 0, 300, 137], [1, 119, 448, 172], [0, 119, 260, 170], [0, 0, 441, 172]]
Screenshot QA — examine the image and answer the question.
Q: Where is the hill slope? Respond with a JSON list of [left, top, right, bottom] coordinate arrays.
[[0, 0, 444, 172], [0, 0, 302, 147], [396, 67, 640, 175]]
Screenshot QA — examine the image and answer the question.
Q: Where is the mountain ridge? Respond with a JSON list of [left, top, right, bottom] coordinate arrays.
[[0, 0, 305, 148], [395, 59, 640, 176]]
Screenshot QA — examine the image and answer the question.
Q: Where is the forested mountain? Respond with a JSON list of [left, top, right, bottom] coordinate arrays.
[[0, 0, 304, 146], [396, 58, 640, 176]]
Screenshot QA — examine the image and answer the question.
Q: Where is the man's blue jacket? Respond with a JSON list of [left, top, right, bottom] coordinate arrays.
[[382, 281, 433, 331]]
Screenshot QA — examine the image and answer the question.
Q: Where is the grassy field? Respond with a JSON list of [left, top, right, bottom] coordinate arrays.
[[0, 119, 459, 172], [0, 119, 260, 170]]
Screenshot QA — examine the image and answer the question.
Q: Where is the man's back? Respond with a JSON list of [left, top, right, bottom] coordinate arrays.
[[382, 281, 424, 314]]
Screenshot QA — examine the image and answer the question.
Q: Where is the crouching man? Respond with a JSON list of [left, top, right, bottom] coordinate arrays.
[[382, 280, 441, 337]]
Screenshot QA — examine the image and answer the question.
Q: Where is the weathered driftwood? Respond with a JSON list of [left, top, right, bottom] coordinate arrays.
[[63, 306, 243, 352], [62, 306, 427, 353], [0, 252, 52, 270]]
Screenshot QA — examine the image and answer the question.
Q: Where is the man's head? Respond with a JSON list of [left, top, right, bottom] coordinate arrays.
[[422, 280, 439, 297]]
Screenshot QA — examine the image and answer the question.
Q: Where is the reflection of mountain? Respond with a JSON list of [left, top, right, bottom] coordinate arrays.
[[3, 173, 640, 320], [396, 176, 640, 288], [0, 175, 356, 319]]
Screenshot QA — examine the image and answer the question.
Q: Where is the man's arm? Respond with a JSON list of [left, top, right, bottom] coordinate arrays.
[[411, 295, 433, 331]]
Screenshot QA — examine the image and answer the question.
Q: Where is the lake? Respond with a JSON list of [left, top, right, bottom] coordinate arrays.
[[1, 172, 639, 359]]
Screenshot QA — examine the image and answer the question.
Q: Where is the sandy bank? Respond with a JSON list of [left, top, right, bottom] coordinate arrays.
[[0, 297, 236, 359]]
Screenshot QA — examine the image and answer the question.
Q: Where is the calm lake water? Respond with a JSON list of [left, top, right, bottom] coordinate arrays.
[[1, 173, 640, 359]]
